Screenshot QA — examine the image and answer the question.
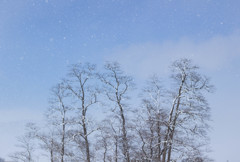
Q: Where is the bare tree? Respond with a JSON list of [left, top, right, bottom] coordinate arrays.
[[95, 119, 121, 162], [95, 120, 112, 162], [9, 125, 35, 162], [64, 63, 99, 162], [161, 59, 213, 162], [133, 76, 167, 161], [28, 121, 62, 162], [36, 128, 59, 162], [131, 59, 213, 162], [109, 120, 121, 162], [10, 59, 214, 162], [25, 84, 73, 162], [99, 62, 134, 162], [46, 83, 73, 162]]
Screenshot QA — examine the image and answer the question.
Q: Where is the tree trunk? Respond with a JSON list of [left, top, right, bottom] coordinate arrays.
[[166, 74, 186, 162], [162, 74, 186, 162], [83, 115, 91, 162], [115, 139, 118, 162], [118, 101, 130, 162], [157, 120, 161, 162], [61, 113, 65, 162]]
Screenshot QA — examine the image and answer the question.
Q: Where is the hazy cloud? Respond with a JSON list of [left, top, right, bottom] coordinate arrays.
[[106, 31, 240, 78]]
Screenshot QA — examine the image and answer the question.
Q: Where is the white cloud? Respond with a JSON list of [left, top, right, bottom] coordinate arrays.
[[106, 31, 240, 78]]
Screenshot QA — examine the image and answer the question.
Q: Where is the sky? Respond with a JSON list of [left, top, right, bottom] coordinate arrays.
[[0, 0, 240, 161]]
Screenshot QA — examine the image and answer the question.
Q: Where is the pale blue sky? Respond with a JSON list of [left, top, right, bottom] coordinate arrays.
[[0, 0, 240, 161]]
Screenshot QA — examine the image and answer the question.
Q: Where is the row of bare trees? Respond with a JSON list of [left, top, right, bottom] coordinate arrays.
[[9, 59, 214, 162]]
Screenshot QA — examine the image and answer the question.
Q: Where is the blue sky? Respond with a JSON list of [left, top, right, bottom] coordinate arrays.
[[0, 0, 240, 161]]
